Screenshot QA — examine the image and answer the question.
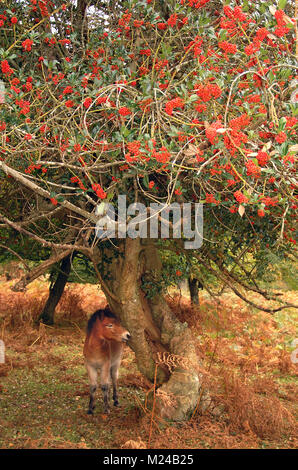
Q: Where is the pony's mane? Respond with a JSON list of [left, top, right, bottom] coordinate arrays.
[[86, 307, 117, 334]]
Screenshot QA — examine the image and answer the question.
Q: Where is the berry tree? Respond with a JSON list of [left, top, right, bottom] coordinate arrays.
[[0, 0, 297, 419]]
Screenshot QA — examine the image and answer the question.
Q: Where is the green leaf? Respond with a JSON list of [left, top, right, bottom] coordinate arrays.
[[280, 142, 289, 156], [189, 94, 198, 102], [278, 117, 287, 131], [121, 125, 130, 137], [143, 174, 149, 188], [147, 140, 154, 150], [278, 0, 287, 10]]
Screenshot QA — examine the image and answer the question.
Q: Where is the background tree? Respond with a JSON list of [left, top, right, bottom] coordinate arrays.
[[0, 0, 297, 420], [38, 253, 72, 325]]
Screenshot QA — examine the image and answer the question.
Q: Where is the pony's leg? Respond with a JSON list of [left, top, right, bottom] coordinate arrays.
[[86, 362, 98, 415], [100, 362, 111, 414], [110, 363, 120, 406]]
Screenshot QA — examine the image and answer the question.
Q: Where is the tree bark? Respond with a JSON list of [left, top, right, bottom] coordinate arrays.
[[94, 238, 208, 421], [74, 0, 88, 48], [188, 277, 201, 305], [38, 254, 72, 325]]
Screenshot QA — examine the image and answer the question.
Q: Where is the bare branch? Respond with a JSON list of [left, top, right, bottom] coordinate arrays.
[[11, 249, 73, 292], [0, 161, 96, 222], [0, 212, 91, 258]]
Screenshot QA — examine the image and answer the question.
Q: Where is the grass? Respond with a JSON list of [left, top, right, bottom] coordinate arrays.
[[0, 326, 147, 449], [0, 277, 297, 449]]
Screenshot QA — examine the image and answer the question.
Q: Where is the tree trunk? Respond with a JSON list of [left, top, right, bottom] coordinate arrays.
[[188, 277, 199, 305], [74, 0, 88, 48], [38, 254, 72, 325], [94, 238, 208, 421]]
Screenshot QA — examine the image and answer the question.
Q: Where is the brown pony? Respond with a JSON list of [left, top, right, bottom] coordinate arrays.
[[83, 307, 131, 414]]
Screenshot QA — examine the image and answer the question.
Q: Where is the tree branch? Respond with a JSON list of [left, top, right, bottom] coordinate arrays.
[[0, 161, 96, 222], [0, 212, 91, 258], [11, 249, 73, 292]]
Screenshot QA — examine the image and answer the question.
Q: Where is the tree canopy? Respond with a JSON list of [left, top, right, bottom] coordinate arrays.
[[0, 0, 297, 306]]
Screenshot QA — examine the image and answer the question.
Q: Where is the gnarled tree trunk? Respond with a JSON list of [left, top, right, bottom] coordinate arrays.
[[94, 238, 208, 421]]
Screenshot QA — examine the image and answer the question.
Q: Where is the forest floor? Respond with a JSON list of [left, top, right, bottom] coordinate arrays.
[[0, 277, 297, 449]]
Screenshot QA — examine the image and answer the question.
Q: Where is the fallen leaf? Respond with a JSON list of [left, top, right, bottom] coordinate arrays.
[[269, 5, 276, 15], [238, 205, 245, 217], [184, 143, 199, 157], [289, 144, 298, 153]]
